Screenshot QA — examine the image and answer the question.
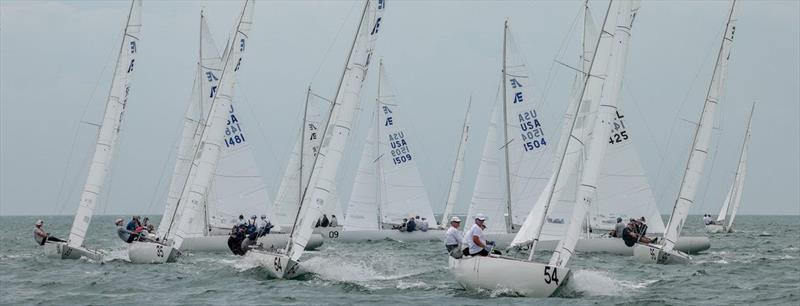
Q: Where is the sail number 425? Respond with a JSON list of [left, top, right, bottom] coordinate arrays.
[[544, 266, 560, 285]]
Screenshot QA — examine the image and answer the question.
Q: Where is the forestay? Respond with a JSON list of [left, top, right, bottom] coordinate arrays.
[[170, 0, 255, 249], [68, 0, 142, 248], [663, 0, 737, 253], [286, 0, 385, 262]]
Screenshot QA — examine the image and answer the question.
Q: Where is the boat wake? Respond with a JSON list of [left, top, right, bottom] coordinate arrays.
[[557, 269, 656, 298]]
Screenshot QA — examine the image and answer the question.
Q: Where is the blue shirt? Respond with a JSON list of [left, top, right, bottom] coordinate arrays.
[[126, 220, 137, 231]]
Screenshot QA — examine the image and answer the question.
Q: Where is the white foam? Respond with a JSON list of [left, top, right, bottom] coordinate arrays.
[[563, 270, 654, 297]]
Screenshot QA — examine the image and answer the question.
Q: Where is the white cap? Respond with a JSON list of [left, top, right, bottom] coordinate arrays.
[[115, 218, 124, 224], [475, 213, 487, 221], [35, 219, 44, 226], [261, 214, 267, 218], [450, 216, 461, 222]]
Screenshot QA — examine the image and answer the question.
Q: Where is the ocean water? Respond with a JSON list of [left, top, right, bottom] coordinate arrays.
[[1, 215, 798, 305]]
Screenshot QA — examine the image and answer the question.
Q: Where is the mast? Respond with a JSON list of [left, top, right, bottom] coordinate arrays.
[[662, 0, 737, 252], [288, 0, 371, 243], [440, 97, 472, 228], [501, 20, 514, 233], [198, 10, 211, 235], [299, 86, 312, 207], [68, 0, 141, 247], [376, 60, 384, 229]]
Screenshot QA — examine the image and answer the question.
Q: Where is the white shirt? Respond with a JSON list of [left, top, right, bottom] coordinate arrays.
[[445, 226, 462, 246], [464, 224, 486, 255], [703, 216, 712, 225]]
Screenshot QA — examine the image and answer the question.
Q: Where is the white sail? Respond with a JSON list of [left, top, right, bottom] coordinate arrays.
[[206, 102, 272, 230], [157, 12, 221, 239], [440, 100, 471, 228], [271, 90, 333, 228], [286, 0, 385, 262], [550, 0, 639, 267], [375, 63, 435, 226], [663, 0, 737, 252], [466, 104, 509, 234], [67, 0, 142, 248], [721, 103, 753, 230], [503, 23, 553, 230], [343, 116, 380, 231], [170, 0, 255, 249]]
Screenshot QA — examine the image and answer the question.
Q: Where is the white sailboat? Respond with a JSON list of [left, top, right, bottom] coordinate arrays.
[[44, 0, 142, 261], [255, 0, 386, 279], [128, 0, 254, 264], [707, 103, 753, 233], [450, 0, 636, 296], [634, 0, 738, 264], [439, 98, 472, 229], [336, 61, 439, 241]]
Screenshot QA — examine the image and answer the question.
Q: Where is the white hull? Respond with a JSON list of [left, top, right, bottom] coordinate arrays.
[[705, 224, 726, 233], [493, 234, 709, 255], [632, 243, 692, 264], [180, 234, 324, 252], [43, 242, 103, 261], [321, 228, 443, 242], [251, 252, 308, 279], [448, 255, 569, 297], [128, 241, 180, 264]]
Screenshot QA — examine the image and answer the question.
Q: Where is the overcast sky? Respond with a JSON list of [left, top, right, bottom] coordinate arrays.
[[1, 0, 798, 217]]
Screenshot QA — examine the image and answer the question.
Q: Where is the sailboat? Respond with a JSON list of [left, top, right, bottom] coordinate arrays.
[[450, 0, 636, 296], [336, 60, 439, 241], [439, 99, 472, 229], [634, 0, 738, 264], [707, 103, 754, 233], [128, 0, 254, 264], [44, 0, 142, 261], [254, 0, 386, 279]]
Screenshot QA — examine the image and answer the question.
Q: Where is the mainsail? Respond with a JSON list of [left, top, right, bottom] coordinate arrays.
[[67, 0, 142, 248], [663, 0, 737, 252], [286, 0, 385, 261], [550, 0, 640, 267], [157, 12, 222, 239], [168, 0, 255, 249], [344, 62, 435, 230], [466, 21, 552, 234]]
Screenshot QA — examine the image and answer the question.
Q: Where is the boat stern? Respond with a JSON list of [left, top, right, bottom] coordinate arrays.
[[128, 241, 177, 264], [633, 243, 692, 264], [448, 255, 568, 297]]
